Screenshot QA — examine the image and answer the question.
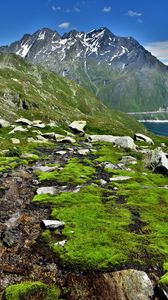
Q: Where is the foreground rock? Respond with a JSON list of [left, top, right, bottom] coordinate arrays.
[[69, 120, 86, 135], [41, 220, 65, 229], [146, 147, 168, 175], [134, 133, 154, 145], [15, 117, 32, 126], [89, 135, 136, 150], [67, 269, 154, 300]]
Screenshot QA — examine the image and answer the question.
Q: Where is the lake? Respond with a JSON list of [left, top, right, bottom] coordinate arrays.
[[142, 122, 168, 136]]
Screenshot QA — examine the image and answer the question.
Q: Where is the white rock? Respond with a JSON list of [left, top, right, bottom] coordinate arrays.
[[100, 179, 107, 186], [134, 133, 154, 145], [11, 138, 20, 144], [37, 186, 58, 195], [57, 136, 76, 144], [88, 135, 136, 150], [55, 240, 67, 247], [9, 126, 28, 134], [41, 220, 65, 229], [78, 149, 90, 155], [16, 118, 32, 126], [34, 166, 57, 172], [56, 151, 66, 155], [69, 120, 86, 134], [110, 176, 132, 182], [0, 119, 10, 127]]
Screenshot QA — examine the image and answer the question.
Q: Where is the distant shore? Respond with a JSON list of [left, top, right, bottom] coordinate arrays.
[[139, 120, 168, 123]]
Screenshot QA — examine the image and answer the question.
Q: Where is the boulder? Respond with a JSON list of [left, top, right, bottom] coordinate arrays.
[[146, 147, 168, 175], [69, 120, 86, 135], [55, 240, 67, 247], [66, 269, 154, 300], [41, 220, 65, 229], [15, 117, 32, 126], [134, 133, 154, 145], [120, 156, 137, 165], [78, 149, 90, 155], [34, 166, 58, 172], [88, 135, 136, 150], [0, 118, 10, 128]]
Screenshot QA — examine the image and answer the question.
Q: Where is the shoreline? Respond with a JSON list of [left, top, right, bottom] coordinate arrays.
[[139, 120, 168, 123]]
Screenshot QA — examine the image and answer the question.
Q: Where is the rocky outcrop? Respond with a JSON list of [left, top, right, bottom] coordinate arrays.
[[89, 135, 136, 150], [146, 147, 168, 175], [69, 120, 86, 135], [66, 269, 154, 300], [134, 133, 154, 145]]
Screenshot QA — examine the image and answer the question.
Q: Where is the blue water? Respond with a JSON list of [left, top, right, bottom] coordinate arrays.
[[143, 122, 168, 136]]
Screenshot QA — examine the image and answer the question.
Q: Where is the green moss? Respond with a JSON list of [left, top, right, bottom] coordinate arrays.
[[36, 158, 95, 184], [4, 281, 61, 300], [159, 272, 168, 286]]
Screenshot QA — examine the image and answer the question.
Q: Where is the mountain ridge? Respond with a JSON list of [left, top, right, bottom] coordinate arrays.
[[1, 27, 168, 112]]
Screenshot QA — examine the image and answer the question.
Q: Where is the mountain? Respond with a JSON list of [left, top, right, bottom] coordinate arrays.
[[0, 52, 145, 136], [1, 27, 168, 112]]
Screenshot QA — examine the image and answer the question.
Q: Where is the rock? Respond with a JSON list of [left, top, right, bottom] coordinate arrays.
[[134, 133, 154, 145], [9, 126, 28, 134], [120, 156, 137, 165], [32, 121, 46, 128], [41, 220, 65, 229], [67, 269, 154, 300], [34, 165, 57, 172], [3, 229, 18, 247], [36, 135, 48, 142], [57, 136, 76, 144], [161, 143, 166, 147], [11, 138, 20, 144], [114, 136, 136, 150], [27, 137, 48, 143], [37, 186, 58, 195], [32, 120, 43, 125], [146, 147, 168, 175], [41, 132, 56, 139], [88, 135, 136, 150], [56, 151, 67, 155], [110, 176, 132, 181], [15, 117, 32, 126], [69, 120, 86, 135], [104, 162, 121, 170], [78, 149, 90, 155], [0, 118, 10, 127], [55, 240, 67, 247], [100, 179, 107, 186]]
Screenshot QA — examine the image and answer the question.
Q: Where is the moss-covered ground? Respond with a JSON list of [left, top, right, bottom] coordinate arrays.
[[32, 141, 168, 272]]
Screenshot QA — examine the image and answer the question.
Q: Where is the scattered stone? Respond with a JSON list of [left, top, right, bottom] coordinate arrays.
[[120, 156, 137, 165], [57, 136, 76, 144], [104, 162, 121, 170], [146, 147, 168, 175], [55, 240, 67, 247], [69, 120, 86, 135], [161, 143, 166, 147], [9, 126, 28, 134], [56, 151, 67, 155], [33, 122, 46, 128], [36, 135, 48, 142], [11, 138, 20, 144], [41, 220, 65, 229], [78, 149, 90, 155], [15, 117, 32, 126], [0, 119, 10, 128], [41, 132, 56, 139], [27, 137, 48, 143], [100, 179, 107, 186], [88, 135, 117, 143], [37, 186, 58, 195], [134, 133, 154, 145], [34, 165, 57, 172], [110, 176, 132, 182]]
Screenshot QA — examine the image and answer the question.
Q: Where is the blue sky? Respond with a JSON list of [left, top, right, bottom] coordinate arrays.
[[1, 0, 168, 63]]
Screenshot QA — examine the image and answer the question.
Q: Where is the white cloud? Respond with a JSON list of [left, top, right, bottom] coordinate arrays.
[[102, 6, 112, 13], [74, 6, 81, 12], [52, 5, 61, 11], [127, 10, 142, 17], [58, 22, 70, 29], [144, 41, 168, 65]]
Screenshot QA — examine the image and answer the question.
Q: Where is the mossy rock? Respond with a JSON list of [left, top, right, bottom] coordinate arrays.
[[3, 281, 61, 300]]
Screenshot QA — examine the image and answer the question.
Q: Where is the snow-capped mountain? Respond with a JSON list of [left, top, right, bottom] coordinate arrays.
[[1, 27, 168, 111]]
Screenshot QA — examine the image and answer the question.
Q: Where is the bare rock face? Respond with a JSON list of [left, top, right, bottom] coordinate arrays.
[[66, 269, 154, 300], [146, 147, 168, 175]]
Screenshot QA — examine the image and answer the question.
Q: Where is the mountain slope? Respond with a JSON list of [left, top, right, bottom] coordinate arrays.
[[1, 27, 168, 112], [0, 52, 145, 136]]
